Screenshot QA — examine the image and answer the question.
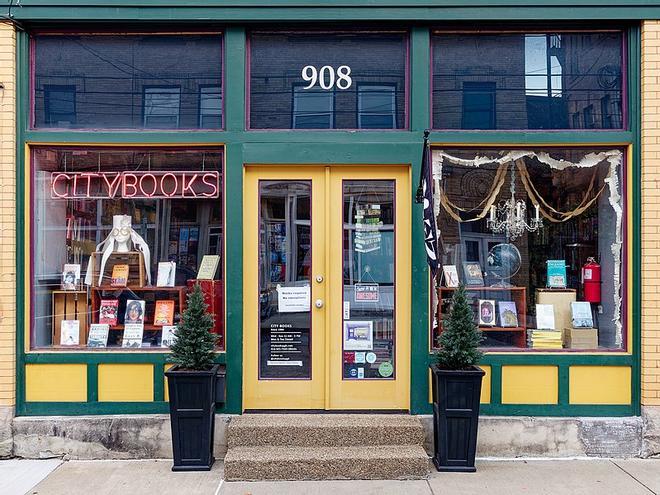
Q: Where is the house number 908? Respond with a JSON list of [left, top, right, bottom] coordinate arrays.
[[301, 65, 352, 90]]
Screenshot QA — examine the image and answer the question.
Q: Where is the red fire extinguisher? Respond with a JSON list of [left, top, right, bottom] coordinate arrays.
[[582, 257, 601, 303]]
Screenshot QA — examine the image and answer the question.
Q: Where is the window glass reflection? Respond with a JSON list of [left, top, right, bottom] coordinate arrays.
[[432, 32, 623, 130]]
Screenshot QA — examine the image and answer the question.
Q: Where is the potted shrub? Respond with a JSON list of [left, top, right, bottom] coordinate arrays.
[[165, 283, 219, 471], [430, 285, 485, 472]]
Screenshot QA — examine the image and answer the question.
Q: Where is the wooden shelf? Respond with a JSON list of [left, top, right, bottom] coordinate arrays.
[[441, 286, 527, 291], [437, 286, 528, 348], [90, 286, 187, 343], [479, 326, 526, 332], [107, 324, 167, 331], [93, 286, 187, 291]]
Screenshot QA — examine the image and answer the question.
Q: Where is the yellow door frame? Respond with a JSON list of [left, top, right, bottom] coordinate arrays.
[[243, 164, 411, 410]]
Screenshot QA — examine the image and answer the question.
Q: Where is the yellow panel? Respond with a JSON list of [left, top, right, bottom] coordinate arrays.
[[570, 366, 631, 405], [98, 364, 153, 402], [164, 364, 173, 402], [480, 365, 491, 404], [26, 364, 87, 402], [502, 366, 558, 404], [428, 365, 491, 404]]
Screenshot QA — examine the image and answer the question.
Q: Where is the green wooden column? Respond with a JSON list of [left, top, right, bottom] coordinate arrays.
[[409, 26, 433, 415], [220, 26, 246, 414]]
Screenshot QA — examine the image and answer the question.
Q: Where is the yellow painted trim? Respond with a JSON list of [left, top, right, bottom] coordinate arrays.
[[501, 365, 558, 404], [25, 364, 87, 402], [627, 144, 634, 355], [569, 366, 631, 405], [98, 364, 154, 402], [24, 143, 30, 355]]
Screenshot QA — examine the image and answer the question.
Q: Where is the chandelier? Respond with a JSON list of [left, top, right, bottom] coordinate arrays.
[[487, 161, 542, 241]]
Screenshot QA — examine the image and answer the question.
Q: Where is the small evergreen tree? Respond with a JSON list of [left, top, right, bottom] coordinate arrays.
[[435, 285, 483, 370], [168, 283, 217, 370]]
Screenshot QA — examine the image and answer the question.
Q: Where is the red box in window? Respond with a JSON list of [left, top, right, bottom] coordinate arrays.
[[187, 279, 224, 350]]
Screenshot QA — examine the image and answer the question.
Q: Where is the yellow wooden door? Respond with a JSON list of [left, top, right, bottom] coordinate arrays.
[[243, 165, 410, 410], [327, 166, 411, 409]]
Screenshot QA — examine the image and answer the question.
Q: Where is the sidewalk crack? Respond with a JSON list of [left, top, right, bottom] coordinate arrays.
[[611, 460, 658, 495]]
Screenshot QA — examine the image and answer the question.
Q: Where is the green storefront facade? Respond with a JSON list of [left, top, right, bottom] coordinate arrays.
[[6, 1, 655, 422]]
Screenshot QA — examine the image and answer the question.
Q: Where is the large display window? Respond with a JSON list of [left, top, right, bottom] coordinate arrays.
[[249, 31, 408, 129], [432, 147, 626, 351], [32, 34, 223, 129], [431, 31, 624, 130], [30, 147, 225, 350]]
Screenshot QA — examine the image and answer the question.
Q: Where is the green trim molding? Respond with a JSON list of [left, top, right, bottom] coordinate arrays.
[[14, 22, 643, 417], [6, 1, 660, 21]]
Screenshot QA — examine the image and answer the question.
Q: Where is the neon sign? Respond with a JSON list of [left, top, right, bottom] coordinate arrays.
[[50, 171, 220, 200]]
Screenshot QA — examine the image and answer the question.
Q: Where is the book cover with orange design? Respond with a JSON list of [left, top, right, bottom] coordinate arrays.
[[110, 264, 129, 287], [154, 300, 175, 326]]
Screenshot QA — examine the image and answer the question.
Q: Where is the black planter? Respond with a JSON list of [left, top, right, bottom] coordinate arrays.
[[165, 364, 219, 471], [430, 364, 485, 473]]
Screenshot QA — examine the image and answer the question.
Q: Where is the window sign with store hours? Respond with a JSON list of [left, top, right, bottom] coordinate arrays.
[[250, 31, 407, 129]]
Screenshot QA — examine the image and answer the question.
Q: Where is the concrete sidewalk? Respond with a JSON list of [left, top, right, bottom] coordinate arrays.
[[4, 458, 660, 495]]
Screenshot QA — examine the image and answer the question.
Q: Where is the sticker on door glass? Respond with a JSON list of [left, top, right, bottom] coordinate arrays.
[[276, 284, 310, 312], [378, 361, 394, 378], [343, 320, 373, 351]]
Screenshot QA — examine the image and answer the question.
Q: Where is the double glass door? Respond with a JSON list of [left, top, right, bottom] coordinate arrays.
[[243, 166, 410, 410]]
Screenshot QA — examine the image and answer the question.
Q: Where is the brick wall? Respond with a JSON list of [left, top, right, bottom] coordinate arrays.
[[0, 22, 16, 408], [642, 21, 660, 406]]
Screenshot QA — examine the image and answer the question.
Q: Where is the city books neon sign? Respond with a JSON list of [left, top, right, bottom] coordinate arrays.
[[50, 171, 220, 200]]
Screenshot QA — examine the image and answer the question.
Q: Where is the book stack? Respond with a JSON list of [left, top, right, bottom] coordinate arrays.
[[527, 329, 563, 349]]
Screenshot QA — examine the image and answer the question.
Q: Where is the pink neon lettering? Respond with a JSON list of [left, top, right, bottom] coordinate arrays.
[[51, 173, 71, 198], [201, 172, 219, 197], [138, 173, 158, 197], [102, 174, 122, 198], [122, 173, 139, 197], [181, 174, 199, 197], [160, 173, 178, 197], [80, 173, 96, 197]]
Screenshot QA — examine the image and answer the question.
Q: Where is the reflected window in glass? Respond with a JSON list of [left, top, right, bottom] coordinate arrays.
[[33, 34, 223, 129], [249, 31, 407, 130], [432, 31, 624, 130]]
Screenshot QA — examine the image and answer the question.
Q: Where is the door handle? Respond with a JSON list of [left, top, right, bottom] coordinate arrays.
[[315, 299, 324, 309]]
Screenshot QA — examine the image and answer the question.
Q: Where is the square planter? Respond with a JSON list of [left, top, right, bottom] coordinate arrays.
[[430, 364, 485, 472], [166, 364, 220, 471]]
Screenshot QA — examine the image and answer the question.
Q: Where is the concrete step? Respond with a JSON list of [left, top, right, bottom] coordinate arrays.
[[227, 414, 425, 448], [223, 445, 430, 481]]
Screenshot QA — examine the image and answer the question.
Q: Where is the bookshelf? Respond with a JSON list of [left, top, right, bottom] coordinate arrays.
[[437, 286, 527, 348], [90, 286, 187, 331]]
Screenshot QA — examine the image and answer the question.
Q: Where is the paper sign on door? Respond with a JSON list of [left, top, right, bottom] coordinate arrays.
[[276, 285, 311, 313]]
